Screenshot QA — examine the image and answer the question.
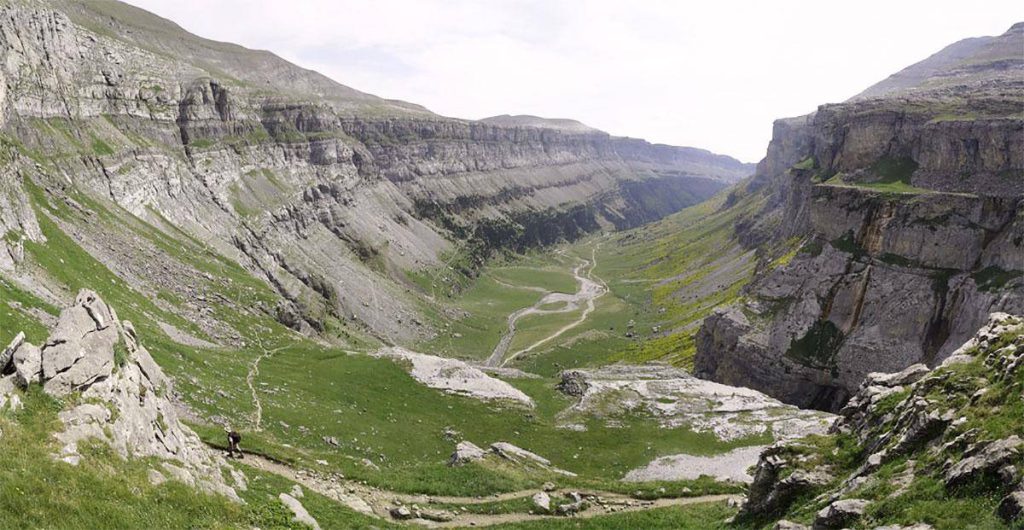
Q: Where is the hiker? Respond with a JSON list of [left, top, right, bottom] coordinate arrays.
[[226, 429, 243, 459]]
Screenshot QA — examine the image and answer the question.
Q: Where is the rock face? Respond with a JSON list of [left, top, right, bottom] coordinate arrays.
[[41, 290, 118, 396], [0, 1, 750, 344], [695, 23, 1024, 411], [0, 289, 242, 501], [737, 313, 1024, 527]]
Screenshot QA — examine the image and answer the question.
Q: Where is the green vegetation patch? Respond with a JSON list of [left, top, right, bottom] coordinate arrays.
[[786, 320, 844, 372], [971, 265, 1022, 292]]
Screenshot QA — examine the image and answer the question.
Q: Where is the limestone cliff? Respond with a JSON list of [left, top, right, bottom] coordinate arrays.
[[0, 0, 750, 343], [695, 23, 1023, 411]]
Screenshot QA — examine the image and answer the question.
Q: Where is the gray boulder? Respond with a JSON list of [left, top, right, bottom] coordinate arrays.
[[279, 493, 320, 529], [944, 436, 1022, 489], [997, 489, 1023, 523], [448, 441, 486, 466], [531, 491, 551, 512], [12, 341, 41, 386], [0, 331, 24, 371], [813, 498, 869, 529]]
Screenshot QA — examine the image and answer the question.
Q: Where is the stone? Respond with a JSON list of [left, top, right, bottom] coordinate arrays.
[[0, 331, 24, 371], [542, 481, 557, 492], [532, 491, 551, 512], [774, 521, 810, 530], [740, 444, 832, 519], [997, 490, 1024, 523], [290, 484, 304, 498], [944, 436, 1022, 489], [813, 498, 869, 529], [12, 341, 41, 387], [279, 493, 320, 529], [322, 436, 339, 447], [556, 370, 589, 396], [148, 469, 167, 486], [491, 442, 552, 466], [389, 505, 413, 519], [41, 291, 118, 397], [448, 441, 486, 466], [371, 347, 534, 406]]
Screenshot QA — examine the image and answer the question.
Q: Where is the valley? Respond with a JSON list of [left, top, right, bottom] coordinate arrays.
[[0, 2, 1022, 529]]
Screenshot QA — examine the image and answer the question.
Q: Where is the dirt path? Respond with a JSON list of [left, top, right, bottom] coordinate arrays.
[[246, 334, 291, 431], [485, 247, 607, 368], [239, 452, 737, 527]]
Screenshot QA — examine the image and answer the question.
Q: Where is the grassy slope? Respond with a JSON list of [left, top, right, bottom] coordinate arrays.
[[0, 388, 392, 530], [1, 177, 760, 528]]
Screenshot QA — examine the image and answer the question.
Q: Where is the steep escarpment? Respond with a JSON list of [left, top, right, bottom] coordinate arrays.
[[0, 0, 750, 344], [695, 23, 1023, 411]]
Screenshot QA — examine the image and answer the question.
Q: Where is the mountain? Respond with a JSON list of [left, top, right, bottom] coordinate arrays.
[[1, 2, 1022, 528], [479, 114, 599, 132], [693, 23, 1023, 411], [0, 0, 751, 347], [854, 22, 1024, 100]]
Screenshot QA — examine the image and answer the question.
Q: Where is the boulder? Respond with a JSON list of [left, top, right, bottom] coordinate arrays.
[[556, 497, 586, 516], [944, 436, 1022, 490], [0, 331, 24, 371], [556, 370, 589, 396], [774, 521, 810, 530], [532, 491, 551, 512], [491, 442, 552, 466], [740, 445, 832, 519], [997, 490, 1024, 523], [389, 505, 413, 520], [279, 493, 320, 529], [813, 498, 869, 529], [12, 341, 41, 386], [448, 441, 486, 466]]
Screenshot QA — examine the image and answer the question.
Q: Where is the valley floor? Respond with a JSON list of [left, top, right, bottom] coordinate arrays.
[[1, 188, 803, 529]]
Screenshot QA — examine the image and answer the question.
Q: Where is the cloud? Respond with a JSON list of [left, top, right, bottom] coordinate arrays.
[[126, 0, 1023, 161]]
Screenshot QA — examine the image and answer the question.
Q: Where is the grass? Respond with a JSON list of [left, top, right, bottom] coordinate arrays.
[[0, 274, 57, 346], [2, 160, 769, 527], [416, 252, 578, 360], [972, 266, 1023, 292], [0, 388, 395, 530], [491, 501, 736, 529]]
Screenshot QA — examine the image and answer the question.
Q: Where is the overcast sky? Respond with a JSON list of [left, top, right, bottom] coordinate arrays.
[[126, 1, 1022, 162]]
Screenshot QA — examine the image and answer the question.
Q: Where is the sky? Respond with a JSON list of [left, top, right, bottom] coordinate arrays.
[[125, 1, 1022, 163]]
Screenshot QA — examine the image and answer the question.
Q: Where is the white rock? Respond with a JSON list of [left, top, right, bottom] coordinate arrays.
[[532, 491, 551, 512], [279, 493, 321, 530], [449, 441, 487, 466], [371, 347, 534, 407]]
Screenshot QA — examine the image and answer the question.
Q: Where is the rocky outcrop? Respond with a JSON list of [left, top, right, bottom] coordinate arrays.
[[370, 347, 534, 407], [555, 364, 832, 440], [0, 289, 243, 501], [695, 24, 1023, 411], [737, 313, 1024, 527]]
